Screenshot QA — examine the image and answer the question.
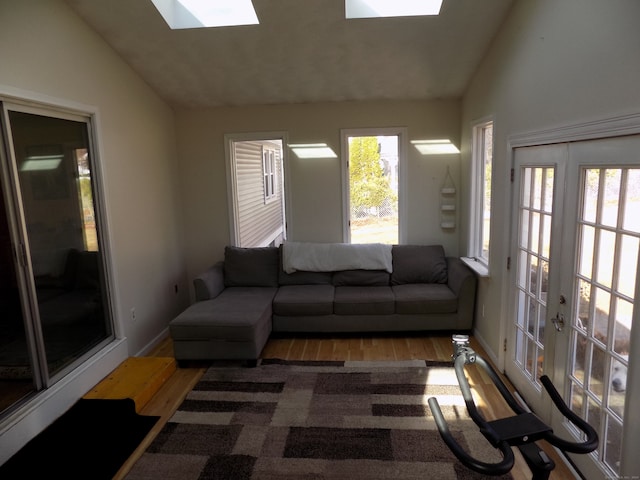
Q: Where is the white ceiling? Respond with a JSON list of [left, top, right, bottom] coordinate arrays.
[[64, 0, 514, 108]]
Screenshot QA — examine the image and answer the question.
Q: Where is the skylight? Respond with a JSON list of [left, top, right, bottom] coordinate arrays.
[[345, 0, 443, 19], [150, 0, 259, 29]]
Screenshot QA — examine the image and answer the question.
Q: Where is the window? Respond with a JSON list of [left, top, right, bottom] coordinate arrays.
[[469, 119, 493, 269], [263, 147, 276, 202], [341, 127, 406, 244]]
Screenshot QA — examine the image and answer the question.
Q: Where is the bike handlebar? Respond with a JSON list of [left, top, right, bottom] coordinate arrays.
[[427, 396, 515, 476], [427, 338, 598, 476], [539, 375, 599, 454]]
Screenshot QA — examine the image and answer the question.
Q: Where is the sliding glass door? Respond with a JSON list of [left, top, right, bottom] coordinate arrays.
[[0, 102, 113, 415]]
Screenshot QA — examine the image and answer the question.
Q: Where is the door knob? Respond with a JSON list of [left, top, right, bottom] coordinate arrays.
[[551, 313, 565, 332]]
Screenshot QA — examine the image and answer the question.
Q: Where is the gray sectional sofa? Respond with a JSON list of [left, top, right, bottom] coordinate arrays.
[[169, 243, 477, 364]]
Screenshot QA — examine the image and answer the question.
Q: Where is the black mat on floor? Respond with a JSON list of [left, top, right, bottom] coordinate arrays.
[[0, 398, 159, 479]]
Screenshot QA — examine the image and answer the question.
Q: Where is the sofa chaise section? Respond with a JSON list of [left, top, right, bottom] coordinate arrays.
[[169, 247, 279, 363]]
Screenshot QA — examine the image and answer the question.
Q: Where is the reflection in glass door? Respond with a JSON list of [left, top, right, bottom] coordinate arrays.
[[0, 103, 113, 415], [0, 185, 35, 413]]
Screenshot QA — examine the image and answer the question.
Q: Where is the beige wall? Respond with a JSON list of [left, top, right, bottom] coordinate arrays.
[[461, 0, 640, 358], [177, 99, 461, 284], [0, 0, 186, 356]]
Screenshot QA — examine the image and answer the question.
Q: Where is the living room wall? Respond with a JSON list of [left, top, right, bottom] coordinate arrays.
[[0, 0, 187, 460], [0, 0, 187, 356], [176, 99, 461, 287], [460, 0, 640, 360]]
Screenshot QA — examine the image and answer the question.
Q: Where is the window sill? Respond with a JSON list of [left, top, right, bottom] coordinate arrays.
[[461, 257, 489, 277]]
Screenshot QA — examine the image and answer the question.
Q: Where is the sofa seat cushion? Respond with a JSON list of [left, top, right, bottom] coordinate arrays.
[[392, 284, 457, 314], [169, 287, 276, 341], [334, 286, 395, 315], [273, 285, 334, 316]]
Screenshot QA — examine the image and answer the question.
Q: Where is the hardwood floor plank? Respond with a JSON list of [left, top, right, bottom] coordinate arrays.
[[347, 337, 365, 361], [112, 361, 206, 480]]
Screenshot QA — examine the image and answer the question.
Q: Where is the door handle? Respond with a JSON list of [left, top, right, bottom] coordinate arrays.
[[551, 313, 565, 332]]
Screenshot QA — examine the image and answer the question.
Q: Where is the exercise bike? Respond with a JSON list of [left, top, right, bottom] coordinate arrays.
[[427, 335, 598, 479]]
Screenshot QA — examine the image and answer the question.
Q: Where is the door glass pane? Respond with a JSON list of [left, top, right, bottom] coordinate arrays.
[[579, 225, 595, 278], [541, 213, 552, 257], [623, 169, 640, 232], [618, 235, 638, 298], [514, 167, 553, 388], [596, 230, 615, 288], [583, 169, 600, 223], [568, 167, 637, 477], [543, 168, 554, 212], [602, 169, 621, 228], [8, 111, 112, 379]]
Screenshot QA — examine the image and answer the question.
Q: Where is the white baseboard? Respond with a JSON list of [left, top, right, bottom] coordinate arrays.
[[136, 327, 171, 357], [472, 328, 501, 370]]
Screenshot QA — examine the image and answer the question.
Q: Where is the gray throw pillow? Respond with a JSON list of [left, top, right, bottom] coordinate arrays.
[[223, 246, 279, 287], [391, 245, 448, 285]]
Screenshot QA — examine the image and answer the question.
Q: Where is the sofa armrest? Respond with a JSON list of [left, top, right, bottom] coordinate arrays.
[[446, 257, 475, 296], [447, 257, 477, 328], [193, 261, 225, 301]]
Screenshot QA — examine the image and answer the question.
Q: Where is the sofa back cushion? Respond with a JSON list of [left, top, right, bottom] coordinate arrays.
[[224, 246, 279, 287], [332, 270, 390, 286], [391, 245, 448, 285]]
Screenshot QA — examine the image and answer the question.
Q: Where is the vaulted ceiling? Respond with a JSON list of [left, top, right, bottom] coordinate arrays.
[[65, 0, 514, 108]]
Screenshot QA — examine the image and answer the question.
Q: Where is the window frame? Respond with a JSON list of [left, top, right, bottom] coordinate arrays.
[[340, 127, 408, 244], [468, 118, 494, 271], [262, 146, 276, 203]]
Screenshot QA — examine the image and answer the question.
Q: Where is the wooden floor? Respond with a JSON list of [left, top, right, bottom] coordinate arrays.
[[111, 334, 576, 480]]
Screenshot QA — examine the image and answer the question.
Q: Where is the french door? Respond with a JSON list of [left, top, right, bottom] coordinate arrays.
[[507, 136, 640, 478], [507, 144, 566, 413]]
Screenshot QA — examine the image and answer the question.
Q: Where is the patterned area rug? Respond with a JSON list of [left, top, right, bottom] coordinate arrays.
[[125, 360, 512, 480]]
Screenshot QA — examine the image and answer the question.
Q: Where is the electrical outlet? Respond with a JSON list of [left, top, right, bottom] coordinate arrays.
[[130, 307, 136, 322]]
